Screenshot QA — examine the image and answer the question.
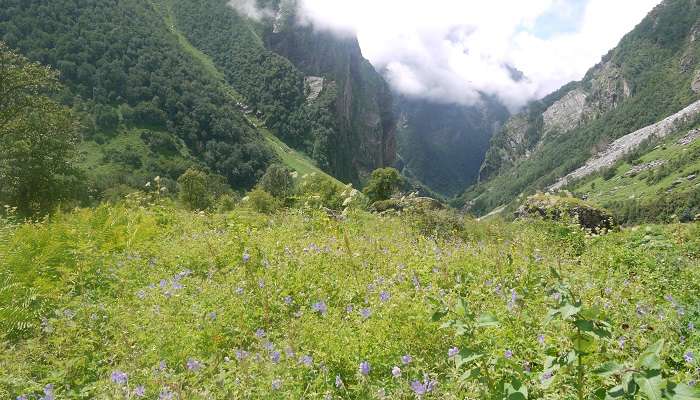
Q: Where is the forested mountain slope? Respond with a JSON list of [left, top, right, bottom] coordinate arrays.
[[396, 96, 509, 197], [168, 0, 396, 184], [463, 0, 700, 219]]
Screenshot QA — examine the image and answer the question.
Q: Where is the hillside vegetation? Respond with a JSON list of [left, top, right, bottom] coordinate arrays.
[[1, 191, 700, 398], [464, 0, 700, 219]]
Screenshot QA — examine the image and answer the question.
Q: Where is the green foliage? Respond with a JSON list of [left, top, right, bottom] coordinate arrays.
[[0, 201, 699, 398], [0, 42, 82, 215], [259, 164, 294, 199], [363, 168, 404, 203], [0, 0, 273, 189], [246, 187, 279, 214], [177, 169, 211, 210]]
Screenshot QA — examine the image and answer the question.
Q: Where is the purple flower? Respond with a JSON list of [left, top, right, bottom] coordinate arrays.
[[236, 349, 249, 361], [158, 360, 167, 371], [504, 350, 513, 359], [312, 301, 328, 315], [689, 322, 696, 331], [111, 371, 128, 385], [392, 366, 402, 378], [258, 279, 265, 289], [271, 351, 281, 363], [523, 361, 532, 373], [685, 351, 695, 363], [186, 358, 202, 371], [541, 371, 553, 383], [537, 334, 545, 345], [16, 396, 28, 400], [159, 389, 174, 400], [402, 354, 413, 365], [207, 311, 217, 321], [134, 386, 146, 398], [359, 361, 371, 376], [360, 308, 372, 320], [40, 385, 54, 400], [300, 355, 313, 367], [255, 328, 266, 338], [618, 337, 626, 349], [552, 292, 561, 302], [380, 291, 391, 302], [271, 379, 282, 390], [410, 377, 436, 397], [448, 347, 459, 358], [284, 296, 293, 305], [243, 252, 251, 263], [346, 304, 354, 313], [335, 375, 344, 388], [235, 287, 244, 295]]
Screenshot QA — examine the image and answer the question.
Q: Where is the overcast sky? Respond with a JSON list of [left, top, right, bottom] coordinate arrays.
[[234, 0, 663, 110]]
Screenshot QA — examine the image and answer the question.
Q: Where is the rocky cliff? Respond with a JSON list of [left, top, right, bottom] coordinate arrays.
[[466, 0, 700, 216]]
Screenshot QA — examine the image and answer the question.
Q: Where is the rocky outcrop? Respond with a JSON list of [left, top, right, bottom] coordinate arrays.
[[678, 128, 700, 145], [625, 160, 666, 177], [516, 194, 616, 233], [305, 76, 325, 102], [369, 195, 445, 214], [543, 89, 587, 134], [550, 99, 700, 190], [692, 70, 700, 94]]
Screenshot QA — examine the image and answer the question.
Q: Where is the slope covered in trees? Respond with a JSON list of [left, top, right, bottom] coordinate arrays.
[[463, 0, 700, 218]]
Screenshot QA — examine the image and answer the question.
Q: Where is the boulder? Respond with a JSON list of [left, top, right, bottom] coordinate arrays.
[[516, 194, 615, 233], [369, 195, 445, 214]]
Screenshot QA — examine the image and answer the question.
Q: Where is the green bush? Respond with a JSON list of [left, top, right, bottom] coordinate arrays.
[[177, 168, 211, 210], [247, 188, 279, 214], [363, 168, 404, 203], [259, 164, 293, 199]]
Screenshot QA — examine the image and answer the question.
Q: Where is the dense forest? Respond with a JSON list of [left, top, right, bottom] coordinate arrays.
[[0, 0, 273, 194]]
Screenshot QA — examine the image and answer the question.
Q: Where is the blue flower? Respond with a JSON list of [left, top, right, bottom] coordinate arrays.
[[284, 296, 293, 305], [134, 386, 146, 398], [504, 350, 513, 359], [448, 347, 459, 358], [312, 301, 328, 315], [111, 371, 128, 385], [271, 379, 283, 390], [271, 351, 281, 363], [359, 361, 371, 376], [401, 354, 413, 365], [16, 396, 28, 400], [335, 375, 344, 388], [159, 389, 174, 400], [410, 377, 436, 397], [186, 358, 202, 371], [380, 291, 391, 302], [255, 328, 266, 338], [685, 351, 695, 363], [537, 334, 546, 345], [243, 251, 251, 263], [392, 366, 402, 378], [360, 308, 372, 320], [541, 371, 553, 383], [300, 355, 313, 367], [39, 384, 54, 400]]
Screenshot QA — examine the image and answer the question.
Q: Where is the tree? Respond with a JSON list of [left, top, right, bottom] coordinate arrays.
[[363, 168, 404, 203], [259, 164, 293, 198], [177, 168, 210, 210], [0, 42, 81, 215]]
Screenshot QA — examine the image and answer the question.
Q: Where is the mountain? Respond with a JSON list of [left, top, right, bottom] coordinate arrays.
[[463, 0, 700, 222], [0, 0, 394, 200], [395, 96, 509, 197]]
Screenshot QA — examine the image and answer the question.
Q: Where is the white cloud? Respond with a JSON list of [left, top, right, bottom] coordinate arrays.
[[295, 0, 662, 109], [228, 0, 274, 21]]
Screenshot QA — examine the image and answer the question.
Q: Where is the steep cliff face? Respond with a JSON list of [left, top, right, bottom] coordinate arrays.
[[170, 0, 395, 184], [467, 0, 700, 215], [396, 96, 509, 196], [264, 14, 396, 183]]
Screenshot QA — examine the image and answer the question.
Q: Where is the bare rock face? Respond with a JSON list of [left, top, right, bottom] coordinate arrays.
[[543, 89, 587, 134], [692, 70, 700, 94], [304, 76, 324, 102], [678, 128, 700, 145], [586, 61, 631, 115], [625, 160, 666, 177], [516, 194, 615, 233]]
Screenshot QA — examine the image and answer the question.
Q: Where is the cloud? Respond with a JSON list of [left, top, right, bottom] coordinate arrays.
[[294, 0, 662, 110], [228, 0, 274, 21]]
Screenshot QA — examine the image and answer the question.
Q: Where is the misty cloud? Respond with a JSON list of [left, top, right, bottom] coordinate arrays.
[[231, 0, 662, 109], [228, 0, 274, 21]]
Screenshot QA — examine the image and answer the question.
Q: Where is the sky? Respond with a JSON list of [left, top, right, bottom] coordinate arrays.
[[234, 0, 663, 110]]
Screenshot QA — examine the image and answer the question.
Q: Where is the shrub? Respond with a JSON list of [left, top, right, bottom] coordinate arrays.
[[259, 164, 293, 198], [177, 168, 211, 210], [247, 188, 279, 214], [295, 174, 345, 210], [363, 168, 404, 203]]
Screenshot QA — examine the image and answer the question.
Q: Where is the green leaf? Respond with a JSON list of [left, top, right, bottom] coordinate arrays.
[[665, 383, 700, 399], [593, 361, 624, 377], [476, 312, 500, 328], [638, 340, 665, 370], [636, 371, 664, 400], [432, 309, 448, 321], [455, 298, 468, 317], [456, 348, 484, 368], [505, 378, 528, 400]]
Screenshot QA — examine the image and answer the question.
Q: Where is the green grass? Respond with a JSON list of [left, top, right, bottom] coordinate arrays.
[[1, 199, 699, 399], [572, 129, 700, 205]]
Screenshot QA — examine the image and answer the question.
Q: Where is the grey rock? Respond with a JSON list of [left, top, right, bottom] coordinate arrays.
[[625, 160, 666, 177], [678, 128, 700, 146]]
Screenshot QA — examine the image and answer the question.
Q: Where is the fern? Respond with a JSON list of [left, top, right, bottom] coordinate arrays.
[[0, 273, 48, 339]]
